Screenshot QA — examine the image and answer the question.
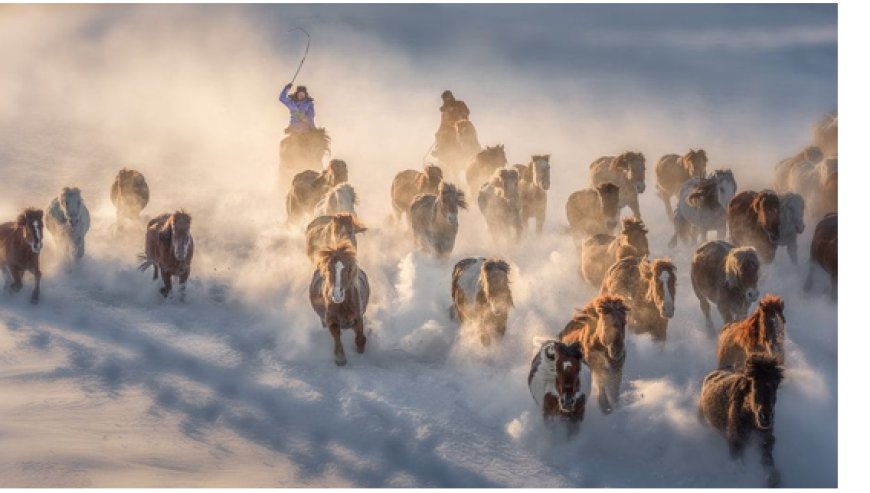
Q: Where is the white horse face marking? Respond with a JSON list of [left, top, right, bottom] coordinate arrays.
[[332, 259, 345, 303], [659, 270, 675, 318]]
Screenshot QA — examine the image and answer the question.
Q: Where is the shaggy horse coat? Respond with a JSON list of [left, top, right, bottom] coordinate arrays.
[[138, 211, 194, 299], [478, 168, 523, 244], [699, 354, 784, 487], [110, 168, 149, 224], [314, 183, 358, 217], [286, 160, 348, 222], [588, 152, 646, 218], [600, 255, 676, 345], [528, 340, 586, 433], [466, 145, 507, 201], [804, 212, 837, 299], [278, 127, 331, 188], [670, 169, 737, 248], [775, 193, 806, 265], [309, 243, 370, 366], [46, 187, 91, 262], [0, 208, 44, 304], [565, 183, 620, 245], [559, 295, 629, 414], [305, 213, 367, 262], [727, 190, 781, 264], [450, 257, 513, 346], [409, 182, 467, 258], [580, 217, 649, 288], [655, 149, 708, 219], [717, 294, 786, 370], [690, 240, 760, 331], [391, 165, 443, 224], [773, 146, 824, 194], [513, 155, 551, 235]]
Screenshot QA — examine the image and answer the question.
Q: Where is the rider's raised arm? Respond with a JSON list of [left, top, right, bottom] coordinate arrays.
[[278, 83, 293, 107]]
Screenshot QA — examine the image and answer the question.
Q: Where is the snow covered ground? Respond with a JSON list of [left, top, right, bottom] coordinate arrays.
[[0, 4, 836, 487]]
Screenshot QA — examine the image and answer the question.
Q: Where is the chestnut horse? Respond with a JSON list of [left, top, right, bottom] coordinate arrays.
[[588, 151, 646, 218], [690, 241, 760, 332], [699, 354, 784, 487], [513, 154, 551, 235], [655, 149, 708, 219], [580, 217, 649, 288], [559, 295, 629, 414], [138, 211, 194, 299], [308, 242, 370, 366], [0, 208, 44, 304], [528, 340, 586, 434], [450, 257, 513, 346], [727, 190, 781, 264], [717, 294, 786, 370], [305, 213, 367, 262], [804, 212, 837, 300], [466, 145, 508, 201], [391, 164, 444, 224], [285, 159, 348, 223], [565, 183, 620, 246], [601, 255, 677, 346], [409, 182, 468, 258], [110, 168, 150, 224]]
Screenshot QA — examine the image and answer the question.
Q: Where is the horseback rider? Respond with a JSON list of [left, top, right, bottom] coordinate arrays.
[[279, 82, 316, 135], [434, 90, 471, 158]]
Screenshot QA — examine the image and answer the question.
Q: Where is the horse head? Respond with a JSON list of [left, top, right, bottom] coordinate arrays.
[[593, 295, 629, 362], [612, 152, 646, 194], [59, 187, 84, 227], [553, 341, 585, 413], [17, 208, 44, 254], [438, 182, 467, 226], [648, 259, 677, 319], [744, 354, 784, 430], [317, 242, 357, 304], [724, 246, 760, 302], [596, 183, 621, 230], [751, 191, 782, 243], [685, 149, 708, 178], [531, 155, 551, 190]]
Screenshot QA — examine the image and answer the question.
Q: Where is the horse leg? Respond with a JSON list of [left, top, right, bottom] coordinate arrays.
[[329, 321, 347, 366], [692, 279, 714, 332], [803, 262, 816, 292], [353, 318, 366, 354], [30, 265, 41, 304], [717, 303, 732, 326], [159, 270, 172, 297], [594, 371, 612, 414], [657, 187, 673, 220], [629, 194, 641, 219], [9, 267, 23, 293], [760, 430, 780, 487], [787, 240, 798, 265], [178, 268, 190, 302]]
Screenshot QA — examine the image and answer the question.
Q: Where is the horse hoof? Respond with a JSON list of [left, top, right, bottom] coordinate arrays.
[[30, 296, 39, 305], [335, 355, 347, 366], [766, 469, 781, 488], [355, 344, 365, 354], [160, 288, 170, 298]]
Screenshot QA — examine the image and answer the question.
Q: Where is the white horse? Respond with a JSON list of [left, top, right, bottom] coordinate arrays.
[[45, 187, 91, 262], [670, 169, 737, 247]]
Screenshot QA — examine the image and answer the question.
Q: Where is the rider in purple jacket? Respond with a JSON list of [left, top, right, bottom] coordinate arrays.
[[279, 83, 316, 134]]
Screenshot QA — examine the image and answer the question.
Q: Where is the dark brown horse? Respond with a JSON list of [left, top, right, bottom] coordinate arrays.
[[138, 211, 194, 299], [391, 164, 444, 224], [0, 208, 44, 304], [514, 155, 551, 235], [560, 295, 629, 414], [727, 190, 781, 264], [110, 168, 150, 224], [579, 217, 649, 288], [285, 159, 348, 223], [690, 241, 760, 332], [409, 182, 468, 258], [528, 340, 586, 434], [450, 257, 513, 346], [305, 213, 367, 262], [466, 145, 508, 200], [655, 149, 708, 219], [601, 255, 676, 346], [804, 212, 837, 299], [308, 242, 370, 366], [278, 127, 331, 188], [717, 294, 786, 370], [699, 354, 784, 487], [565, 183, 621, 245]]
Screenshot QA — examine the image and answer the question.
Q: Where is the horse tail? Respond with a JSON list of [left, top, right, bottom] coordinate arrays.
[[137, 254, 157, 280]]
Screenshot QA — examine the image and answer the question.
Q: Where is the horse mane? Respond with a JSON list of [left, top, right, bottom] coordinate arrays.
[[724, 246, 759, 286], [330, 183, 358, 205], [744, 353, 784, 385], [159, 210, 190, 239], [732, 295, 784, 350], [439, 182, 468, 210], [595, 295, 629, 325], [610, 151, 643, 170], [333, 212, 367, 233], [16, 207, 43, 226], [620, 216, 647, 235], [315, 240, 357, 271], [687, 177, 719, 207], [597, 182, 620, 197], [643, 258, 676, 301], [482, 259, 513, 307]]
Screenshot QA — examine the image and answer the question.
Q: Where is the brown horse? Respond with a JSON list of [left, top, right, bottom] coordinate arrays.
[[110, 168, 150, 224], [528, 340, 586, 434], [579, 217, 649, 288], [560, 295, 629, 414], [699, 354, 784, 487], [804, 212, 837, 300], [285, 159, 348, 223], [513, 155, 551, 235], [466, 145, 508, 200], [305, 213, 367, 262], [565, 183, 621, 245], [478, 168, 523, 244], [727, 190, 781, 264], [391, 164, 444, 224], [655, 149, 708, 219], [450, 257, 513, 346], [690, 241, 760, 332], [717, 294, 785, 370], [308, 242, 370, 366], [601, 255, 676, 345], [588, 151, 646, 218], [409, 182, 468, 258], [0, 208, 44, 304], [814, 111, 837, 157], [138, 211, 194, 299], [278, 127, 331, 188]]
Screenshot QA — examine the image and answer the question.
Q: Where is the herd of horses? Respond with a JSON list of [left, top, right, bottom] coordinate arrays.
[[0, 109, 836, 487]]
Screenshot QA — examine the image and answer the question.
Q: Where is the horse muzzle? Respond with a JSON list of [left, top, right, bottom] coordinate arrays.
[[661, 302, 675, 319], [745, 288, 759, 302], [447, 213, 458, 225], [560, 393, 586, 413], [635, 182, 646, 194], [30, 241, 43, 254], [331, 289, 345, 304]]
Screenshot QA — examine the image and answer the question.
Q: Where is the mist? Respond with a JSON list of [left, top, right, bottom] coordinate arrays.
[[0, 4, 836, 487]]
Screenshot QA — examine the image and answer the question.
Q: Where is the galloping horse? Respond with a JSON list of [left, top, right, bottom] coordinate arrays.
[[514, 155, 551, 235], [110, 168, 149, 225], [45, 187, 91, 263], [409, 182, 468, 259], [528, 340, 586, 434], [727, 190, 781, 264], [565, 183, 620, 246], [286, 159, 348, 223], [451, 257, 513, 346], [655, 149, 708, 219], [670, 169, 737, 248], [690, 241, 760, 332], [391, 164, 443, 224], [717, 294, 786, 370], [478, 168, 523, 244], [138, 211, 194, 300], [466, 145, 507, 200], [588, 152, 646, 218], [601, 255, 677, 346], [0, 208, 44, 304]]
